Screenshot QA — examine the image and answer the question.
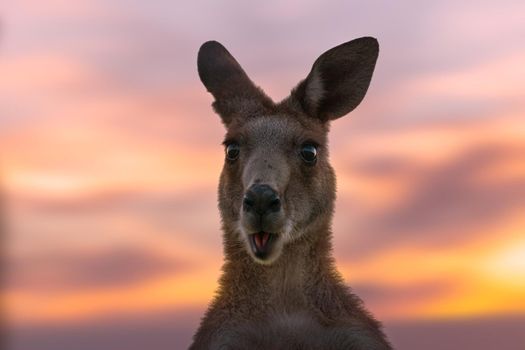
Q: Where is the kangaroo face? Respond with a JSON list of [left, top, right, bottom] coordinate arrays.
[[198, 38, 379, 264], [218, 114, 335, 264]]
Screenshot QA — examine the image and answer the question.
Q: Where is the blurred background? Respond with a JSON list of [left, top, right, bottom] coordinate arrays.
[[1, 0, 524, 349]]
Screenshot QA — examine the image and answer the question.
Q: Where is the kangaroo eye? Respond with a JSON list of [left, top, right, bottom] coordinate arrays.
[[225, 142, 240, 161], [300, 144, 317, 164]]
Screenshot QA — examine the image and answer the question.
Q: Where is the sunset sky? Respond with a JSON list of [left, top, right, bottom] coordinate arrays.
[[2, 0, 525, 349]]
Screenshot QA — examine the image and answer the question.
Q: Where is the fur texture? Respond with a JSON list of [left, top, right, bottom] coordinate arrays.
[[190, 37, 391, 349]]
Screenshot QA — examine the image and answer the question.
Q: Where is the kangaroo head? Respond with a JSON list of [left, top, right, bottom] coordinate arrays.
[[198, 37, 379, 265]]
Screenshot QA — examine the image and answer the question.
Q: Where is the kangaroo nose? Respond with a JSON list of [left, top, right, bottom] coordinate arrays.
[[243, 184, 281, 216]]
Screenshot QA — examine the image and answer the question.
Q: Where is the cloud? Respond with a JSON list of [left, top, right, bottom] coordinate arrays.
[[7, 246, 189, 292], [385, 315, 525, 350], [335, 141, 525, 259], [7, 308, 204, 350], [352, 279, 457, 314], [9, 188, 222, 255]]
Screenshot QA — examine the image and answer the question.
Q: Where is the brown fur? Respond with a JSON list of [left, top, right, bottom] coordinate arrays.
[[190, 38, 391, 349]]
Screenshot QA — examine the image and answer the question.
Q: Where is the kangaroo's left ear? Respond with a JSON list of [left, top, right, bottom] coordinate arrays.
[[290, 37, 379, 122]]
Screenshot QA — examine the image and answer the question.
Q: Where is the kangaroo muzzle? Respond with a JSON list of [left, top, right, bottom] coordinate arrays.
[[241, 184, 285, 260]]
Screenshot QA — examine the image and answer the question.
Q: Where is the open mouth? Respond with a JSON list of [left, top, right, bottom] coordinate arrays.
[[249, 232, 277, 259]]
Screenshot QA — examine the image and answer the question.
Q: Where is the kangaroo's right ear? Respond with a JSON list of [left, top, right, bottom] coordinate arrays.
[[198, 41, 271, 125]]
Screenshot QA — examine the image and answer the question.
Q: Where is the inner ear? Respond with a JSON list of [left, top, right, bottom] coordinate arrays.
[[197, 41, 272, 124], [291, 37, 379, 122]]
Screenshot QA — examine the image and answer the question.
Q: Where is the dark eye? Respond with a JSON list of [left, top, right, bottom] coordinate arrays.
[[300, 144, 317, 164], [225, 142, 240, 161]]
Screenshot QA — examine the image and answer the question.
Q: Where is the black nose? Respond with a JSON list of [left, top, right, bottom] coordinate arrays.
[[243, 184, 281, 216]]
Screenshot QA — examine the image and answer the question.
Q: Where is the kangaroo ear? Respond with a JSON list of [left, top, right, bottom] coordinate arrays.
[[197, 41, 271, 124], [290, 37, 379, 122]]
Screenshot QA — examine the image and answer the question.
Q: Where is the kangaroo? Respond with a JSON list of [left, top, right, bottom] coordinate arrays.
[[190, 37, 391, 349]]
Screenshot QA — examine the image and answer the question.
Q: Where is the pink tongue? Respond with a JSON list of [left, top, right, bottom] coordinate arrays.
[[254, 234, 262, 249], [262, 232, 270, 246], [255, 232, 270, 249]]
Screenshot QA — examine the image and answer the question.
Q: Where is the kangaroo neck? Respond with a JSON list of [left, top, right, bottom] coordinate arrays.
[[221, 225, 333, 310]]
